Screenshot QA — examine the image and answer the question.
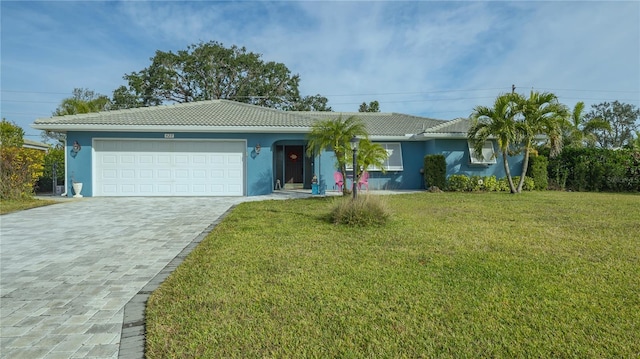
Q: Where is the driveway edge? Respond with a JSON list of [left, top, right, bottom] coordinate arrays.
[[117, 205, 237, 359]]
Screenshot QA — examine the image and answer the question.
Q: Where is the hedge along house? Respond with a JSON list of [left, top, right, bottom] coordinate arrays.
[[31, 99, 523, 197]]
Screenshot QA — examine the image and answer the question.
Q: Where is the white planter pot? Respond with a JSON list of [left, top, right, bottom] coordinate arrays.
[[72, 182, 83, 198]]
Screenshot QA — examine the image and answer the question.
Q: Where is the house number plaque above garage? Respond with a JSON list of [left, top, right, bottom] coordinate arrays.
[[164, 133, 174, 139]]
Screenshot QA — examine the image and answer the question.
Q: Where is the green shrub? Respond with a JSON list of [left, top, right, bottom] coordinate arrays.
[[1, 120, 45, 200], [481, 176, 500, 191], [551, 147, 640, 192], [447, 175, 470, 192], [469, 175, 483, 191], [512, 176, 535, 191], [527, 155, 548, 190], [497, 177, 512, 192], [424, 154, 446, 189], [331, 195, 390, 227]]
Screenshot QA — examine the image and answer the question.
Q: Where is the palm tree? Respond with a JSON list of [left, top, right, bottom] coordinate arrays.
[[515, 91, 569, 192], [306, 115, 368, 194], [564, 101, 611, 148], [468, 93, 520, 193], [356, 139, 389, 176]]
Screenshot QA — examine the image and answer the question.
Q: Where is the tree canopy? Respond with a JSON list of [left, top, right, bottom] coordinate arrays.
[[563, 101, 612, 148], [584, 101, 639, 149], [53, 88, 111, 116], [112, 41, 330, 111], [288, 94, 333, 111], [359, 101, 380, 112]]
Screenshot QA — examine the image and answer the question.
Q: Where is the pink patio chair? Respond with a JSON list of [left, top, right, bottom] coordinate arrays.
[[358, 171, 369, 191], [334, 172, 344, 190]]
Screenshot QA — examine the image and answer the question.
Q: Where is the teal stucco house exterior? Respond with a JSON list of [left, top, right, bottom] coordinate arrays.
[[32, 100, 523, 197]]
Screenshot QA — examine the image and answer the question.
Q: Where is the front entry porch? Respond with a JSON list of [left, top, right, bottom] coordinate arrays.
[[274, 143, 314, 190]]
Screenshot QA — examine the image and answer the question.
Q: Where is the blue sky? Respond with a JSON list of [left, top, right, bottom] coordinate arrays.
[[2, 1, 639, 140]]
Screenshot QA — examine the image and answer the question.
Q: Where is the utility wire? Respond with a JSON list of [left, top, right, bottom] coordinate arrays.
[[2, 86, 638, 98]]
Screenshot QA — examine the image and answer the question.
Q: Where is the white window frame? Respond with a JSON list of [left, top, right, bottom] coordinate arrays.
[[468, 140, 497, 165], [346, 142, 404, 171]]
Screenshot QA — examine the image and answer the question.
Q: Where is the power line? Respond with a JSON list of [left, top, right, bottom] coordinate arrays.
[[2, 86, 638, 98], [1, 90, 77, 95], [1, 100, 60, 104], [535, 87, 639, 94]]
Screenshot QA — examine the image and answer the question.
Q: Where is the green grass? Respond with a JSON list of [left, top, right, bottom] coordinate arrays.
[[146, 192, 640, 358], [0, 197, 58, 214]]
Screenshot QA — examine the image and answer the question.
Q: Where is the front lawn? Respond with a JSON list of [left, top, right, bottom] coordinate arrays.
[[0, 197, 58, 215], [146, 192, 640, 358]]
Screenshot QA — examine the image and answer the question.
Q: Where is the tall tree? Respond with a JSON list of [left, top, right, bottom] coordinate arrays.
[[110, 85, 145, 110], [359, 100, 380, 112], [114, 41, 303, 110], [287, 94, 332, 111], [585, 101, 640, 148], [470, 91, 569, 193], [564, 101, 611, 148], [468, 93, 520, 193], [43, 88, 111, 144], [306, 116, 368, 194], [53, 88, 111, 116], [515, 91, 569, 191]]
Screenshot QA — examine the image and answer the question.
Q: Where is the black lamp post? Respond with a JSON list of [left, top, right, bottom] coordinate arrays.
[[349, 135, 360, 199]]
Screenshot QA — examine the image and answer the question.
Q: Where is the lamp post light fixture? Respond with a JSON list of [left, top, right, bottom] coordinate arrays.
[[349, 135, 360, 199]]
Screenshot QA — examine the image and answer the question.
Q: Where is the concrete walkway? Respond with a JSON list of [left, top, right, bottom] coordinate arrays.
[[0, 193, 318, 359]]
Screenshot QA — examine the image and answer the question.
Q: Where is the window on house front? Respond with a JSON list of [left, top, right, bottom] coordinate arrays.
[[468, 140, 497, 165], [347, 142, 404, 171]]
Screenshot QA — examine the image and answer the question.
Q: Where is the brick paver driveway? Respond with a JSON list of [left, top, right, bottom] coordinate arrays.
[[0, 196, 283, 359]]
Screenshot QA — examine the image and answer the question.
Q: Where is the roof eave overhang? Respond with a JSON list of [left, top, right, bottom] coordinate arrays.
[[31, 124, 313, 133], [412, 132, 470, 140]]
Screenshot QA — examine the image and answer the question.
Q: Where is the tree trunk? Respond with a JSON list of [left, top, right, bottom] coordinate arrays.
[[340, 165, 348, 195], [502, 149, 517, 193], [517, 147, 531, 193]]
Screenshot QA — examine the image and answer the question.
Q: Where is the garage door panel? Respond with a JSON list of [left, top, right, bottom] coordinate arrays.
[[94, 140, 245, 196], [193, 170, 206, 179], [139, 155, 153, 164], [158, 170, 171, 179], [102, 155, 117, 164], [158, 155, 171, 164]]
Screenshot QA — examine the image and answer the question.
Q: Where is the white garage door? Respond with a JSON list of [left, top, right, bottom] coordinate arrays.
[[94, 139, 245, 196]]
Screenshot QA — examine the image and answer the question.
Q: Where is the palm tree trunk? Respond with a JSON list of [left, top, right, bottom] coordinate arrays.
[[340, 165, 348, 195], [502, 149, 517, 193], [517, 147, 531, 193]]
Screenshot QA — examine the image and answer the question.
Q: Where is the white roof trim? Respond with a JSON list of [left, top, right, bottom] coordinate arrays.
[[413, 132, 470, 139], [31, 124, 312, 133]]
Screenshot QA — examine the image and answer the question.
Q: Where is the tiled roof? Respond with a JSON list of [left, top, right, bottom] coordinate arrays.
[[33, 99, 468, 137], [291, 111, 446, 136], [422, 118, 471, 134], [33, 100, 310, 127]]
